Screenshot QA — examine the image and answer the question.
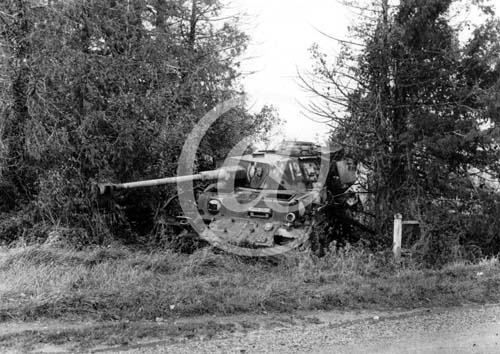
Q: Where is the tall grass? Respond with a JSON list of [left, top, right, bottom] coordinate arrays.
[[0, 245, 499, 322]]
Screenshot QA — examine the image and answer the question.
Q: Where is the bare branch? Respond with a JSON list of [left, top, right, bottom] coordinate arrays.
[[311, 25, 366, 47]]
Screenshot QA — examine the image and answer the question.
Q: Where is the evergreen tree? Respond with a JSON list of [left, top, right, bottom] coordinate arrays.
[[306, 0, 500, 259]]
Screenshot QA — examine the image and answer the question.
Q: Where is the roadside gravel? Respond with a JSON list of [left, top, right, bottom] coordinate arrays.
[[113, 305, 500, 354]]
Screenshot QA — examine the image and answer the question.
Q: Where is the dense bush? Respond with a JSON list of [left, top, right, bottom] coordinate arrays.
[[0, 0, 277, 246]]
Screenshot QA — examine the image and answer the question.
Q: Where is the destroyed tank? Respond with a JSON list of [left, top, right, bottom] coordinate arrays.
[[97, 141, 357, 254]]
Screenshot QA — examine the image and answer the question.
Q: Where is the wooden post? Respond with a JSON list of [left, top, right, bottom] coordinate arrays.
[[393, 213, 402, 262]]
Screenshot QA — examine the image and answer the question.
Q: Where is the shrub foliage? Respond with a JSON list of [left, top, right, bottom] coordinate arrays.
[[0, 0, 277, 245]]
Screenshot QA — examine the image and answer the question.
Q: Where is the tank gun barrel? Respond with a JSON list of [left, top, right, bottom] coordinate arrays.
[[96, 167, 241, 195]]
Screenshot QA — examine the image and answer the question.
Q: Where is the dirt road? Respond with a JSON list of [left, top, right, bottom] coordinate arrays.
[[1, 304, 500, 353], [109, 305, 500, 354]]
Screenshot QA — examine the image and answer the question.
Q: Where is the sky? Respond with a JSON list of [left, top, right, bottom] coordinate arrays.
[[227, 0, 500, 143], [228, 0, 352, 142]]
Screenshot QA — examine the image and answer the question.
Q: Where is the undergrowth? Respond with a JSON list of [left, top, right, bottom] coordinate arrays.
[[0, 245, 499, 322]]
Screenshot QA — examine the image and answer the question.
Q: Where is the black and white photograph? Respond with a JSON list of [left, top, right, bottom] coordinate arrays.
[[0, 0, 499, 353]]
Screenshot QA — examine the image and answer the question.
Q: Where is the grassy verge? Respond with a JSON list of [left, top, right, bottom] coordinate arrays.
[[0, 245, 499, 322]]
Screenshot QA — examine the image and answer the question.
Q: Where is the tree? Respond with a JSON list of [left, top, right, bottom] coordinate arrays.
[[0, 0, 278, 244], [305, 0, 500, 257]]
